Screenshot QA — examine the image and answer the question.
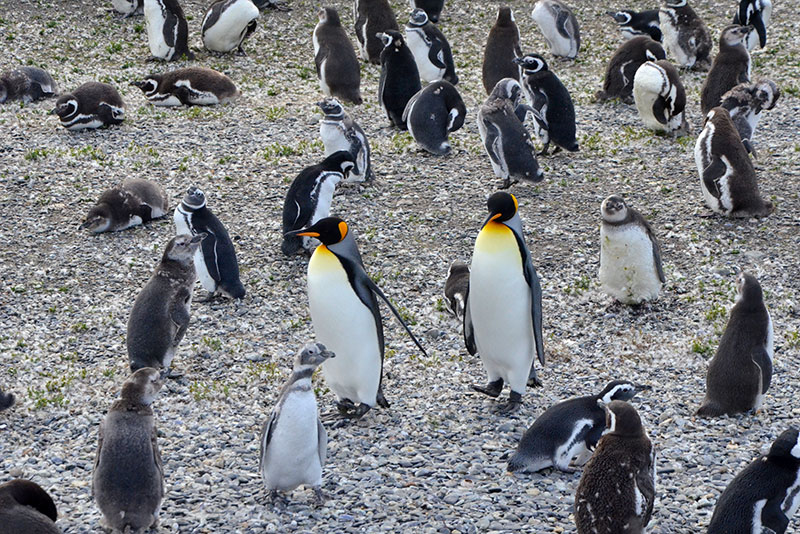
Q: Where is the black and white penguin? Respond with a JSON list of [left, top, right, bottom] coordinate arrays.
[[80, 178, 169, 233], [259, 343, 334, 504], [285, 217, 427, 419], [354, 0, 400, 64], [0, 479, 59, 534], [317, 98, 372, 182], [252, 0, 288, 10], [281, 151, 355, 256], [112, 0, 144, 17], [515, 53, 579, 155], [313, 7, 362, 106], [575, 401, 655, 534], [404, 8, 457, 85], [482, 7, 523, 95], [733, 0, 771, 50], [409, 0, 445, 23], [720, 77, 780, 156], [93, 368, 164, 533], [697, 272, 773, 416], [132, 67, 239, 106], [707, 428, 800, 533], [52, 82, 125, 130], [403, 80, 466, 155], [0, 67, 57, 104], [444, 260, 469, 320], [658, 0, 712, 70], [508, 380, 649, 473], [201, 0, 259, 56], [607, 9, 662, 42], [0, 386, 14, 411], [465, 192, 545, 413], [632, 59, 688, 135], [694, 107, 773, 217], [127, 234, 206, 373], [599, 195, 665, 305], [477, 78, 543, 188], [700, 25, 753, 115], [174, 187, 245, 299], [531, 0, 580, 59], [596, 36, 666, 104], [143, 0, 194, 61], [377, 31, 421, 129]]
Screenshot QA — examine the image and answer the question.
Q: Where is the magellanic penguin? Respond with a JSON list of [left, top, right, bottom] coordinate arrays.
[[52, 82, 125, 131], [201, 0, 260, 56], [410, 0, 445, 23], [658, 0, 711, 70], [0, 67, 57, 104], [599, 195, 665, 305], [720, 77, 780, 157], [697, 272, 773, 417], [143, 0, 194, 61], [733, 0, 771, 50], [0, 479, 59, 534], [481, 7, 523, 95], [252, 0, 288, 10], [354, 0, 400, 64], [285, 217, 428, 419], [93, 368, 164, 533], [377, 31, 422, 129], [508, 380, 650, 473], [595, 36, 666, 104], [606, 9, 662, 42], [281, 151, 355, 256], [444, 260, 469, 320], [515, 53, 579, 155], [80, 178, 169, 233], [404, 8, 457, 85], [112, 0, 144, 18], [127, 234, 206, 373], [700, 25, 753, 115], [132, 67, 239, 106], [317, 98, 372, 182], [313, 7, 362, 106], [174, 187, 246, 299], [574, 401, 655, 534], [0, 386, 14, 411], [694, 107, 773, 217], [707, 428, 800, 533], [402, 80, 466, 155], [632, 59, 688, 135], [465, 192, 545, 413], [259, 343, 334, 505], [531, 0, 581, 59]]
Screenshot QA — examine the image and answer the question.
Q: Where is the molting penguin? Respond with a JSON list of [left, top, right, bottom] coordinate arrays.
[[93, 368, 164, 533], [80, 178, 169, 233], [444, 260, 469, 320], [700, 25, 753, 115], [697, 272, 773, 416], [377, 31, 421, 129], [317, 98, 372, 182], [599, 195, 665, 305], [574, 401, 655, 534], [0, 386, 14, 411], [482, 7, 523, 95], [52, 82, 124, 131], [127, 234, 206, 373], [259, 343, 334, 504], [596, 36, 666, 104], [465, 192, 545, 413], [403, 80, 466, 155], [313, 7, 362, 106], [409, 0, 445, 23], [143, 0, 194, 61], [733, 0, 771, 50], [0, 479, 59, 534], [174, 187, 245, 299], [354, 0, 400, 64], [632, 59, 688, 135], [0, 67, 57, 103], [285, 217, 427, 419], [201, 0, 260, 56], [112, 0, 144, 18], [132, 67, 239, 106], [607, 9, 662, 42], [531, 0, 580, 59], [694, 107, 773, 217], [508, 380, 650, 473], [404, 8, 457, 85], [720, 77, 780, 157], [658, 0, 711, 70], [707, 428, 800, 533]]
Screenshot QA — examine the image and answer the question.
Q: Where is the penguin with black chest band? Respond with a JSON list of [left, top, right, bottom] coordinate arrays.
[[700, 25, 753, 115], [733, 0, 771, 50], [285, 217, 428, 420], [52, 82, 125, 131], [403, 80, 466, 155], [697, 272, 773, 417], [317, 98, 371, 182], [112, 0, 144, 18], [201, 0, 259, 56], [465, 192, 545, 413], [132, 67, 239, 106], [632, 59, 688, 135], [405, 8, 457, 85], [0, 479, 59, 534], [80, 179, 169, 233], [531, 0, 580, 59], [144, 0, 194, 61], [355, 0, 400, 64], [0, 386, 14, 411], [508, 380, 650, 473], [720, 77, 780, 157], [444, 260, 469, 320], [377, 31, 421, 129], [0, 67, 57, 104], [482, 7, 523, 96], [708, 428, 800, 533], [174, 187, 246, 299], [607, 9, 662, 42], [595, 36, 666, 104], [409, 0, 444, 23], [694, 107, 773, 217], [314, 7, 362, 106], [658, 0, 711, 70]]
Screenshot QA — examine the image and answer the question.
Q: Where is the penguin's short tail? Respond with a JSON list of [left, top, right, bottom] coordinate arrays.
[[696, 401, 725, 417], [566, 141, 579, 152]]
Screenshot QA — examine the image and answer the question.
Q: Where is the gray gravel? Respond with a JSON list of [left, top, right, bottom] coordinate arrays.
[[1, 0, 799, 532]]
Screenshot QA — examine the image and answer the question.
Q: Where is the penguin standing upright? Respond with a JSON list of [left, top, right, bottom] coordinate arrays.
[[0, 480, 59, 534], [354, 0, 400, 64], [465, 192, 545, 412], [595, 36, 666, 103], [317, 98, 372, 182], [658, 0, 711, 70], [606, 9, 662, 42], [482, 7, 522, 95], [377, 31, 421, 129], [52, 82, 125, 131], [444, 260, 469, 320], [733, 0, 771, 50], [700, 25, 753, 115], [143, 0, 194, 61], [285, 217, 427, 419], [410, 0, 445, 23], [173, 187, 245, 299], [720, 77, 780, 156], [201, 0, 260, 56], [313, 7, 362, 106], [404, 8, 457, 85], [403, 80, 466, 155], [632, 59, 688, 135], [531, 0, 580, 59], [0, 67, 57, 104], [132, 67, 239, 106], [80, 178, 169, 233], [112, 0, 144, 18]]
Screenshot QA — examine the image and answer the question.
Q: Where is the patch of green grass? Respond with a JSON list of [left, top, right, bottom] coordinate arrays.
[[106, 41, 122, 54], [785, 330, 800, 349], [248, 361, 281, 381], [28, 374, 75, 409], [564, 274, 591, 296], [202, 336, 222, 351], [691, 338, 714, 357], [189, 380, 230, 401], [264, 105, 287, 121]]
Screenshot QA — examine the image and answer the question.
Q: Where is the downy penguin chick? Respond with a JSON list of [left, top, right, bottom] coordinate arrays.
[[80, 179, 169, 233]]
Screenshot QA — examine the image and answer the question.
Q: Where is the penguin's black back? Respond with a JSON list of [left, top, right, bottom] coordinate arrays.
[[0, 479, 59, 534], [422, 23, 457, 85], [527, 71, 577, 150], [482, 8, 522, 94], [379, 35, 421, 129], [516, 395, 605, 458], [191, 206, 244, 298]]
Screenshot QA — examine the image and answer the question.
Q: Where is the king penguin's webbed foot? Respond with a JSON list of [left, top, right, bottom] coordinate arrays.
[[312, 486, 326, 506], [496, 391, 522, 414], [471, 378, 503, 398], [527, 374, 543, 388], [267, 489, 287, 507], [336, 399, 357, 415]]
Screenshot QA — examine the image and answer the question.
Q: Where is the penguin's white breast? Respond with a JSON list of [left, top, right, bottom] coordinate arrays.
[[406, 30, 441, 82], [782, 470, 800, 518], [309, 173, 341, 225], [144, 0, 171, 58], [319, 121, 350, 156], [599, 224, 661, 302], [204, 2, 258, 51]]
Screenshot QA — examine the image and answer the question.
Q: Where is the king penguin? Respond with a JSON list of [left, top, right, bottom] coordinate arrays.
[[464, 192, 545, 413], [313, 7, 362, 106], [0, 479, 59, 534], [531, 0, 581, 59], [143, 0, 194, 61], [481, 7, 523, 95], [404, 8, 457, 85], [700, 25, 753, 115]]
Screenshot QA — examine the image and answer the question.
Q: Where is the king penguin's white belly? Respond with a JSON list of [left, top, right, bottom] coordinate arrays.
[[599, 224, 661, 304], [203, 1, 258, 52], [144, 0, 172, 59], [406, 30, 442, 83]]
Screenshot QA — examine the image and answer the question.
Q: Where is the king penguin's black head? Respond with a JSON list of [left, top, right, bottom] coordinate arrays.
[[290, 217, 348, 246], [485, 191, 518, 225]]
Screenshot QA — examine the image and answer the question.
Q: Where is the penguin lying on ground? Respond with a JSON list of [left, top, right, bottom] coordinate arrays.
[[658, 0, 711, 70], [355, 0, 399, 64], [404, 8, 457, 84], [403, 80, 466, 155], [143, 0, 194, 61], [607, 9, 662, 42], [377, 31, 421, 129], [201, 0, 260, 55], [632, 59, 688, 135], [0, 479, 60, 534], [317, 98, 372, 182], [720, 77, 780, 157], [52, 82, 124, 130], [700, 24, 753, 115], [132, 67, 239, 106], [531, 0, 580, 59], [81, 179, 169, 233], [0, 67, 57, 103], [444, 260, 469, 320], [481, 7, 522, 95], [595, 36, 665, 104], [314, 7, 362, 105], [733, 0, 771, 50]]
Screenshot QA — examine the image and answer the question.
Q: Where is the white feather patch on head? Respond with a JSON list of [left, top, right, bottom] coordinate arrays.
[[791, 433, 800, 459]]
